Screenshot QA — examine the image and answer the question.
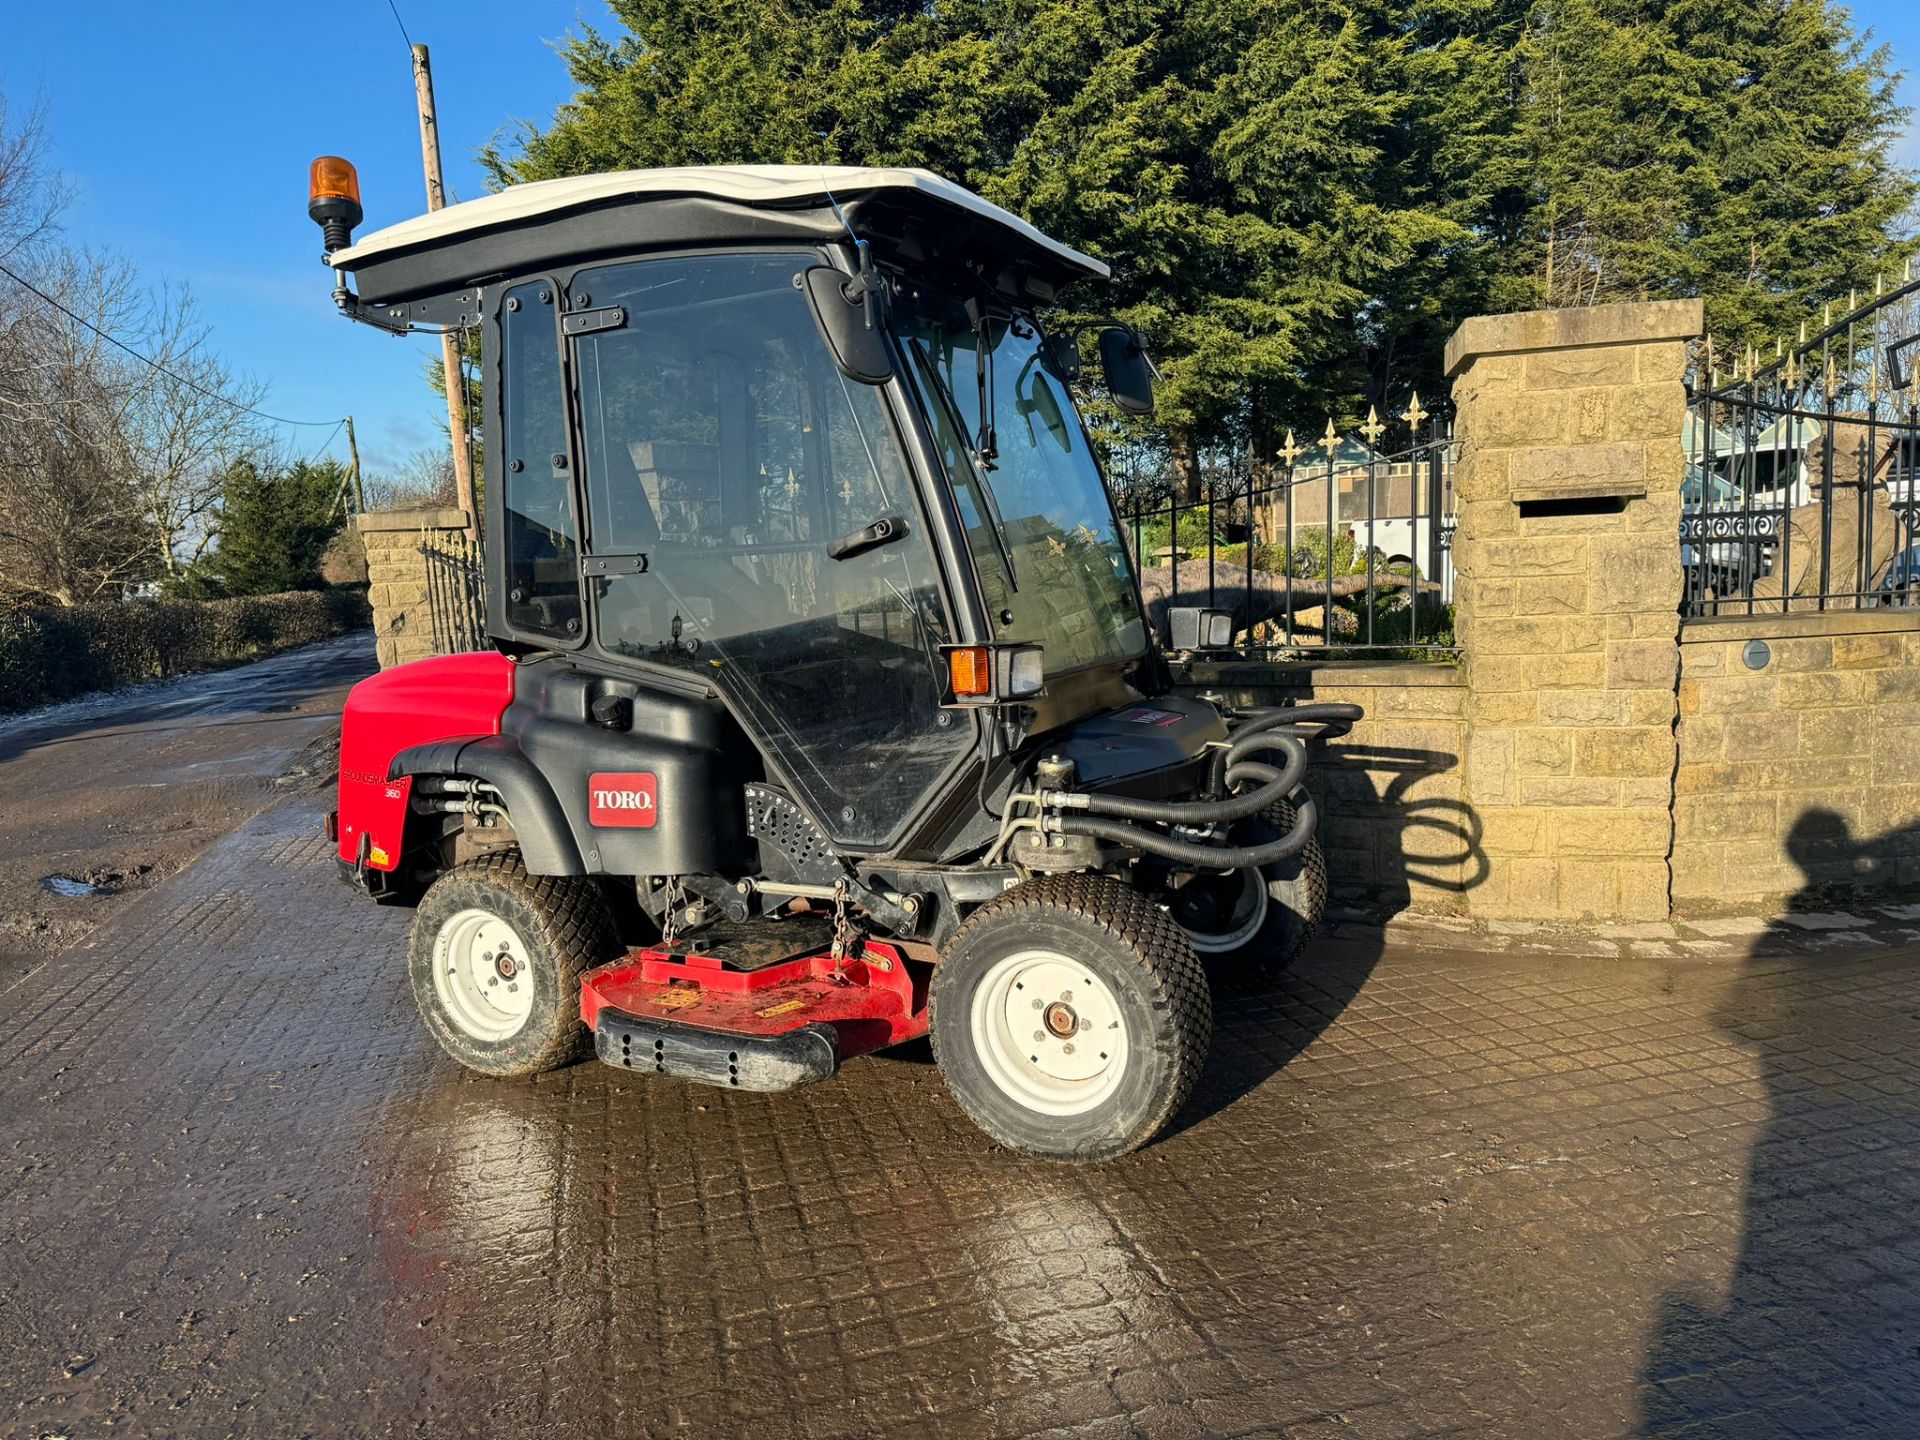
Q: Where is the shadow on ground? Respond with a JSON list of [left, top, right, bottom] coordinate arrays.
[[1640, 807, 1920, 1436]]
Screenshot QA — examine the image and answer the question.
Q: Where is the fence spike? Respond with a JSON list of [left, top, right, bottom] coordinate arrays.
[[1400, 391, 1429, 432], [1277, 429, 1302, 467], [1361, 404, 1385, 446], [1321, 418, 1341, 457]]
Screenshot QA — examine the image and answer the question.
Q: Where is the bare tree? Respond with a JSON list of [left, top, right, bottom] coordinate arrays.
[[363, 445, 458, 512], [122, 282, 270, 578], [0, 253, 150, 604], [0, 92, 68, 264]]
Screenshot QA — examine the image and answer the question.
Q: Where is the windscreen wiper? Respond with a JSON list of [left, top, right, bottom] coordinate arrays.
[[911, 336, 1018, 592], [964, 298, 998, 468]]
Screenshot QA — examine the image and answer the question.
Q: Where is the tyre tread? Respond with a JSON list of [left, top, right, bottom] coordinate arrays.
[[409, 850, 619, 1076], [933, 873, 1210, 1160]]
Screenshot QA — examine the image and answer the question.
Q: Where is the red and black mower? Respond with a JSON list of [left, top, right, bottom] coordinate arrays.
[[310, 159, 1359, 1160]]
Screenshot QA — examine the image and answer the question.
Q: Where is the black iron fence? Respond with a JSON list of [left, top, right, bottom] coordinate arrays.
[[1685, 279, 1920, 616], [420, 529, 486, 655], [1115, 424, 1457, 657]]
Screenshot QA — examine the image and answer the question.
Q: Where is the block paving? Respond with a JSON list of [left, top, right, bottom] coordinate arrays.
[[3, 798, 1918, 1438]]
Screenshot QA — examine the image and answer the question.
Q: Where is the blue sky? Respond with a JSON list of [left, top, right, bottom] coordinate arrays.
[[7, 1, 615, 475], [5, 0, 1918, 480]]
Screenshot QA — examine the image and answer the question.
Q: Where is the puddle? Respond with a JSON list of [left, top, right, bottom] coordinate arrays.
[[41, 875, 109, 898], [39, 864, 155, 899]]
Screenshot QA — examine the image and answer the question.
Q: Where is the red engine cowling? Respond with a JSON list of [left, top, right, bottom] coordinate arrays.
[[334, 652, 515, 872]]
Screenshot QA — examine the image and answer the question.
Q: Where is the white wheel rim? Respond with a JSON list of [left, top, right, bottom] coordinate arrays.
[[432, 907, 535, 1042], [1177, 869, 1268, 954], [969, 949, 1129, 1117]]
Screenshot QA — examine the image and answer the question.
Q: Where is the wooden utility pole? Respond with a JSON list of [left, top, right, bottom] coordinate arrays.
[[344, 414, 365, 514], [410, 43, 477, 537]]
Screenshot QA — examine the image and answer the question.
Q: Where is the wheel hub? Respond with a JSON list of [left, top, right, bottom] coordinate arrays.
[[969, 950, 1129, 1116], [432, 908, 535, 1042]]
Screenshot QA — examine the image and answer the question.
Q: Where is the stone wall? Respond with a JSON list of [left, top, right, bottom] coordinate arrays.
[[1444, 300, 1702, 921], [356, 507, 470, 670], [1675, 611, 1920, 913], [1179, 660, 1472, 912]]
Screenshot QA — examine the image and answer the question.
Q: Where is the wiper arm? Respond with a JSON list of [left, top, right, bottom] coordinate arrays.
[[965, 298, 998, 467], [911, 337, 1019, 592]]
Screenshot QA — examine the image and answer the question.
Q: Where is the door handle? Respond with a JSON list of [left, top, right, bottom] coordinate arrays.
[[826, 515, 908, 562]]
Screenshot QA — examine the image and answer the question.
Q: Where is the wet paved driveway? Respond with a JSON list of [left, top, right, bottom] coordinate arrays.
[[4, 799, 1919, 1439]]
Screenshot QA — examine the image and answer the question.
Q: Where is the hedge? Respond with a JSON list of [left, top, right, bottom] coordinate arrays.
[[0, 588, 371, 715]]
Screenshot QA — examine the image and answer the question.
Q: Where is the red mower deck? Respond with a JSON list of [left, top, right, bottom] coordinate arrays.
[[581, 926, 928, 1092]]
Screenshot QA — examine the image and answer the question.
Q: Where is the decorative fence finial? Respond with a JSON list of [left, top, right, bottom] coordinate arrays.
[[1277, 429, 1302, 468], [1360, 405, 1385, 447], [1320, 418, 1341, 457], [1401, 391, 1429, 434]]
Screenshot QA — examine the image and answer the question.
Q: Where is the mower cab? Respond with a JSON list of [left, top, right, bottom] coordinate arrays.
[[313, 161, 1358, 1160]]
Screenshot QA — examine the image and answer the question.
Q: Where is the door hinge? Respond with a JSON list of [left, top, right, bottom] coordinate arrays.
[[563, 305, 627, 337], [582, 553, 650, 576]]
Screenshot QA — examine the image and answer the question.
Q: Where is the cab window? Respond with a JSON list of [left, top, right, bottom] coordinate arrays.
[[569, 252, 969, 845], [498, 281, 582, 639]]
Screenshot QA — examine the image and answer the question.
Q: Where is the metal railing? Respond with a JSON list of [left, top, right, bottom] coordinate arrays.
[[420, 529, 486, 655], [1115, 425, 1458, 657], [1685, 278, 1920, 616]]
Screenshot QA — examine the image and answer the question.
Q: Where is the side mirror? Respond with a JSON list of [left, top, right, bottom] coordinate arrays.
[[1098, 326, 1155, 415], [803, 266, 893, 385]]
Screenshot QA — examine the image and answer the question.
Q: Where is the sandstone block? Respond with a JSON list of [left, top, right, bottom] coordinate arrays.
[[1575, 727, 1674, 777]]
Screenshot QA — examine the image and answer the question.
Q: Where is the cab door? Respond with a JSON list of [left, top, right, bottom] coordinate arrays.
[[564, 250, 974, 850]]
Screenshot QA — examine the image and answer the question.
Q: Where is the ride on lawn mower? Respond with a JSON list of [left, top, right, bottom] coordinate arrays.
[[310, 159, 1360, 1160]]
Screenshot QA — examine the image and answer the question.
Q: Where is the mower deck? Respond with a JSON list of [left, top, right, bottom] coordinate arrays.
[[579, 923, 929, 1093]]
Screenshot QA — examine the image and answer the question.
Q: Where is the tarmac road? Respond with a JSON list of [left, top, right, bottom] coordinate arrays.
[[0, 632, 377, 982]]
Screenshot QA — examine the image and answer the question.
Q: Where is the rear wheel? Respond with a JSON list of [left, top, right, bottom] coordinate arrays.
[[407, 852, 619, 1077], [1166, 799, 1326, 991], [931, 874, 1210, 1161]]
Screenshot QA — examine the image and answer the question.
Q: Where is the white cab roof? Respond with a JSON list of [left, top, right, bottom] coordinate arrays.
[[329, 164, 1109, 278]]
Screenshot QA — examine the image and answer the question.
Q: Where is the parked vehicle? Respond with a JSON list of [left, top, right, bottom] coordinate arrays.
[[308, 160, 1356, 1160]]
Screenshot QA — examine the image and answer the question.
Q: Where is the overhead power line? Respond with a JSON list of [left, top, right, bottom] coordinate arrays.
[[384, 0, 413, 48], [0, 258, 346, 430]]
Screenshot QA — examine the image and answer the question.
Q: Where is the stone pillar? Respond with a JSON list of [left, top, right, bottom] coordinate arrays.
[[1444, 300, 1701, 921], [355, 507, 471, 670]]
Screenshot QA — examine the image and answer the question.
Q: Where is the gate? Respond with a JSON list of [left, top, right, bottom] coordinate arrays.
[[1684, 280, 1920, 615], [1115, 410, 1457, 657], [420, 529, 486, 655]]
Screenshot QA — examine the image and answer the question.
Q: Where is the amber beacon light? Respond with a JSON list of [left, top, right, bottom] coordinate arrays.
[[308, 156, 364, 256]]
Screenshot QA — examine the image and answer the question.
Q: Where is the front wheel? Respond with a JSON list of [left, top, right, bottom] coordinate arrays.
[[407, 852, 620, 1077], [1166, 799, 1326, 991], [930, 874, 1210, 1162]]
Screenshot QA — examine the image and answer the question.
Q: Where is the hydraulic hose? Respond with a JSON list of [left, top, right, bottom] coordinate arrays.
[[1206, 702, 1362, 796], [1056, 791, 1320, 868], [1060, 736, 1306, 825]]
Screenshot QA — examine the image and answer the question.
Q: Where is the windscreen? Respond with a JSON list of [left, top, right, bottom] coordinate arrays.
[[898, 297, 1146, 675]]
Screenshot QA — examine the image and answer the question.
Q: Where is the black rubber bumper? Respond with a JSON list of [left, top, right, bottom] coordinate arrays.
[[593, 1010, 840, 1093]]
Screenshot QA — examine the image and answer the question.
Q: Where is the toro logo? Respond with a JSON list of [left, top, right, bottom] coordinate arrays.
[[588, 772, 658, 828]]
